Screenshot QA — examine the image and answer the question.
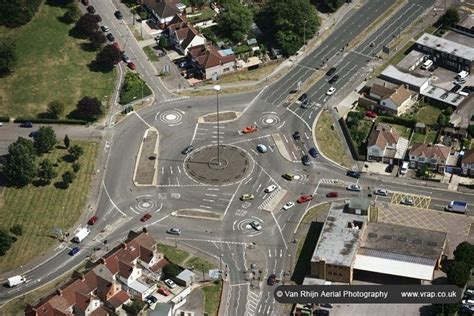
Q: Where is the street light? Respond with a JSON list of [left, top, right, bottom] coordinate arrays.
[[214, 85, 221, 165]]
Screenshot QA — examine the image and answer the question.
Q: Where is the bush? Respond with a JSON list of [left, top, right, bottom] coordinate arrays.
[[163, 263, 181, 278], [119, 72, 152, 105], [14, 118, 88, 125], [0, 116, 9, 122], [10, 224, 23, 236], [72, 162, 81, 173], [0, 229, 14, 256], [378, 115, 416, 128]]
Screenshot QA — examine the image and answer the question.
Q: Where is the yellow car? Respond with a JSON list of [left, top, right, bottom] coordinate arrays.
[[240, 194, 255, 201], [282, 173, 294, 181]]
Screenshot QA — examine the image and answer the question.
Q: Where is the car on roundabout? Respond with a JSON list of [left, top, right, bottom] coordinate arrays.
[[326, 192, 338, 198], [346, 184, 361, 191], [140, 213, 152, 222], [282, 173, 294, 181], [267, 274, 277, 286], [249, 221, 262, 231], [181, 145, 194, 155], [326, 87, 336, 95], [240, 194, 254, 201], [242, 126, 258, 134], [302, 155, 311, 166], [256, 144, 268, 153], [282, 201, 295, 210], [297, 195, 313, 203]]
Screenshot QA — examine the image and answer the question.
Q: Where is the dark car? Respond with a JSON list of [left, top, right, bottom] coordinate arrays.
[[293, 131, 301, 141], [20, 121, 33, 128], [302, 155, 311, 166], [86, 6, 95, 13], [69, 247, 80, 256], [461, 86, 473, 94], [29, 131, 38, 138], [122, 53, 131, 63], [267, 274, 276, 286], [289, 89, 298, 94], [326, 67, 336, 76], [145, 295, 158, 303], [315, 310, 330, 316], [115, 10, 123, 19], [385, 164, 394, 173], [320, 303, 333, 309], [88, 216, 98, 225], [309, 147, 318, 158], [106, 33, 115, 42], [451, 84, 462, 93], [346, 170, 361, 179], [328, 74, 339, 84], [178, 60, 190, 69], [298, 93, 308, 102], [181, 145, 194, 155], [81, 0, 89, 5], [300, 99, 310, 109]]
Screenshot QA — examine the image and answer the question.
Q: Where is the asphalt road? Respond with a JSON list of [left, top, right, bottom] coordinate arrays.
[[2, 1, 471, 316]]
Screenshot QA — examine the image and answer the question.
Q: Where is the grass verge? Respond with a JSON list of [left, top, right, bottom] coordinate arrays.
[[315, 111, 351, 168], [0, 3, 115, 118], [185, 256, 215, 273], [205, 61, 282, 86], [202, 280, 222, 316], [0, 141, 97, 273], [156, 243, 189, 265], [119, 72, 153, 105], [143, 45, 160, 62]]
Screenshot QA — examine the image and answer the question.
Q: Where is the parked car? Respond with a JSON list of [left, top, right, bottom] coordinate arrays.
[[264, 184, 277, 193], [164, 279, 177, 289], [400, 198, 414, 206], [88, 216, 98, 225], [257, 144, 268, 153], [267, 274, 277, 285], [309, 147, 318, 158], [282, 173, 294, 181], [87, 5, 95, 13], [167, 227, 181, 235], [242, 126, 258, 134], [326, 67, 336, 76], [302, 155, 311, 166], [283, 201, 295, 210], [328, 74, 339, 84], [127, 62, 137, 70], [292, 131, 301, 140], [346, 170, 361, 179], [145, 295, 158, 303], [365, 111, 377, 118], [81, 0, 89, 5], [181, 145, 194, 155], [115, 10, 123, 19], [326, 87, 336, 95], [326, 192, 338, 198], [100, 25, 110, 32], [249, 221, 262, 231], [298, 93, 308, 102], [158, 286, 171, 296], [385, 164, 394, 173], [289, 89, 298, 94], [375, 188, 388, 196], [178, 60, 190, 68], [122, 53, 131, 63], [106, 33, 115, 42], [451, 84, 462, 93], [240, 194, 254, 201], [346, 184, 361, 191], [20, 121, 33, 128], [69, 247, 80, 256], [140, 213, 152, 222], [297, 195, 313, 203], [315, 310, 330, 316]]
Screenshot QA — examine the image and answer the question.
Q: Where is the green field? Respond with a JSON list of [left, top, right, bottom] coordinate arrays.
[[390, 123, 412, 138], [202, 281, 222, 316], [0, 3, 115, 118], [185, 256, 215, 272], [0, 141, 98, 272], [315, 111, 351, 168]]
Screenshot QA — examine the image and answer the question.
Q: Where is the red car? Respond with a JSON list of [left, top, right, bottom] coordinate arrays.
[[112, 42, 120, 50], [297, 195, 313, 203], [242, 126, 258, 134], [365, 111, 377, 118], [88, 216, 98, 225], [326, 192, 338, 198], [128, 62, 137, 70], [140, 213, 152, 222], [158, 286, 171, 296]]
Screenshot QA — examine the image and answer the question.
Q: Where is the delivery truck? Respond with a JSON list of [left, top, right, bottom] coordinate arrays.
[[7, 275, 26, 287], [445, 201, 467, 214], [72, 227, 90, 243]]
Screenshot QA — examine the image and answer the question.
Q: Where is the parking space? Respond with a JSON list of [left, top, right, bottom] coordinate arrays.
[[390, 191, 431, 209]]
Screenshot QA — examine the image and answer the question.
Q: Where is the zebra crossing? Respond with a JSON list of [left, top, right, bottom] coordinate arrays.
[[246, 290, 262, 316], [319, 178, 344, 186], [257, 188, 282, 210]]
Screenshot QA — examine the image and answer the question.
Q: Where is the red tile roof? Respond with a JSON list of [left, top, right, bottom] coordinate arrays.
[[107, 290, 130, 309], [189, 44, 236, 69], [89, 306, 111, 316], [410, 143, 450, 161], [367, 124, 400, 149], [462, 149, 474, 164], [150, 258, 169, 272]]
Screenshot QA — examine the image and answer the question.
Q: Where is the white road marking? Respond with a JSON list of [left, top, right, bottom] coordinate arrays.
[[169, 166, 173, 175], [199, 205, 212, 209]]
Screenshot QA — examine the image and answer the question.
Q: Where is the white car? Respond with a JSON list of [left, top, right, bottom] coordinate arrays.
[[264, 184, 277, 193], [282, 201, 295, 210], [375, 188, 388, 196], [164, 279, 177, 289], [346, 184, 361, 191], [249, 221, 262, 231], [326, 87, 336, 95], [257, 144, 268, 153]]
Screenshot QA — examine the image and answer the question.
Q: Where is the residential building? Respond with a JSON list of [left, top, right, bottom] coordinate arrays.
[[461, 149, 474, 176], [409, 143, 451, 173], [366, 124, 409, 163], [361, 83, 412, 115], [141, 0, 181, 27], [167, 15, 206, 55], [188, 44, 236, 80]]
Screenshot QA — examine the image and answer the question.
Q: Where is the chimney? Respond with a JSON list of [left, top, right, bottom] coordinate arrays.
[[142, 227, 148, 234], [99, 258, 106, 264], [121, 242, 127, 249], [56, 289, 63, 296]]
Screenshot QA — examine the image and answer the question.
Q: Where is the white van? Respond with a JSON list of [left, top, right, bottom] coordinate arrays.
[[456, 71, 468, 81], [421, 59, 433, 70], [400, 162, 409, 175]]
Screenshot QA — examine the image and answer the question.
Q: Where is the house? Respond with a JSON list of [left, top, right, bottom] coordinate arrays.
[[188, 44, 236, 80], [362, 83, 412, 115], [461, 149, 474, 177], [366, 124, 409, 163], [141, 0, 182, 28], [409, 143, 451, 173], [167, 15, 206, 55], [175, 269, 195, 287]]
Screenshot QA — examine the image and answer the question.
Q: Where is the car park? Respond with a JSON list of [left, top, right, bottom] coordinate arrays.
[[326, 67, 336, 76], [326, 87, 336, 95], [158, 286, 170, 296], [400, 198, 414, 205], [128, 62, 137, 70], [346, 184, 361, 191], [328, 74, 339, 84], [249, 221, 262, 231], [292, 131, 301, 140], [115, 10, 123, 19], [309, 147, 318, 158], [242, 126, 258, 134], [181, 145, 194, 155], [87, 6, 95, 13], [298, 93, 308, 102], [140, 213, 152, 222], [167, 227, 181, 235], [121, 53, 131, 63], [106, 33, 115, 42], [297, 195, 313, 203], [282, 201, 295, 210], [20, 121, 33, 128], [264, 184, 277, 193], [69, 247, 80, 256], [88, 216, 97, 225], [100, 25, 110, 32], [282, 173, 294, 181], [240, 194, 254, 201], [326, 192, 338, 198], [302, 155, 311, 166], [365, 111, 377, 118], [256, 144, 268, 153], [267, 274, 276, 285], [346, 170, 361, 178], [164, 279, 177, 288], [375, 188, 388, 196]]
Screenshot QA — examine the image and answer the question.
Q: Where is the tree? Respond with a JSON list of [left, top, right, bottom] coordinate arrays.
[[432, 303, 461, 315], [437, 113, 448, 127], [454, 242, 474, 268], [0, 229, 14, 256], [95, 44, 122, 70], [436, 7, 460, 28], [447, 260, 470, 288], [72, 162, 81, 173], [3, 137, 37, 187], [323, 0, 345, 12], [0, 39, 17, 75], [38, 159, 57, 185], [63, 3, 82, 24], [444, 107, 453, 116], [416, 164, 427, 178], [73, 13, 101, 38], [64, 134, 70, 148], [163, 263, 180, 278], [89, 31, 107, 50], [62, 170, 76, 188], [68, 145, 84, 161], [34, 126, 57, 154], [74, 96, 103, 121], [158, 35, 170, 49], [10, 224, 23, 236], [218, 2, 253, 43], [47, 100, 65, 119], [0, 0, 42, 28]]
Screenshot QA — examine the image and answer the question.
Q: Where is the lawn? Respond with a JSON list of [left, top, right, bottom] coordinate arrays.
[[119, 72, 153, 105], [415, 105, 441, 126], [157, 243, 190, 265], [202, 280, 222, 316], [0, 141, 98, 273], [143, 45, 160, 62], [315, 111, 351, 168], [205, 61, 281, 86], [411, 130, 437, 144], [187, 8, 216, 24], [390, 123, 412, 138], [185, 256, 215, 273], [0, 3, 115, 118]]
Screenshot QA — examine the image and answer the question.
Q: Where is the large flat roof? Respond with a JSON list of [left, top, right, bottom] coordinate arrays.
[[380, 65, 430, 89], [416, 33, 474, 61], [311, 202, 367, 266], [421, 85, 466, 107]]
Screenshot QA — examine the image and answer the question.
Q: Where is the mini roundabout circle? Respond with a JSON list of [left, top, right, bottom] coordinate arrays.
[[134, 196, 161, 213], [259, 113, 280, 127], [157, 109, 184, 125], [237, 218, 263, 237], [289, 170, 309, 184]]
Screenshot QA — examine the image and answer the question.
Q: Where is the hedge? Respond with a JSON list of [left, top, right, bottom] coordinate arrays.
[[378, 115, 416, 128], [0, 117, 9, 122], [13, 118, 88, 125]]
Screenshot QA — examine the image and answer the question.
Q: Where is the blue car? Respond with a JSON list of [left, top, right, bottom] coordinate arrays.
[[309, 147, 318, 158], [69, 247, 80, 256]]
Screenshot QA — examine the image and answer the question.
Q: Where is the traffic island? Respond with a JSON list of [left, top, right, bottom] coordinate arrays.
[[198, 111, 240, 123], [174, 209, 223, 221], [133, 128, 159, 186]]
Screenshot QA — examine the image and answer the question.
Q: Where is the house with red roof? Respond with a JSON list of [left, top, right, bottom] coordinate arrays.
[[461, 149, 474, 176], [167, 14, 206, 55], [409, 143, 451, 173], [188, 44, 236, 80]]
